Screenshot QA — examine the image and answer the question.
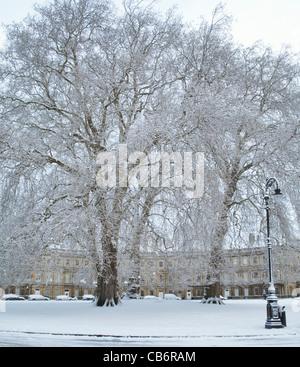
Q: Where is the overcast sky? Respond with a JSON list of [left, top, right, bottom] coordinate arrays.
[[0, 0, 299, 53]]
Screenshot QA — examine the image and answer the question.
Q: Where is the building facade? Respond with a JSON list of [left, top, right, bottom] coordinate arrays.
[[121, 246, 300, 299], [4, 246, 300, 300], [5, 249, 96, 299]]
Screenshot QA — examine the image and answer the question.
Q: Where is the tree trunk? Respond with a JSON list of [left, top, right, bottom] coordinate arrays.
[[129, 190, 157, 281], [95, 189, 126, 307], [96, 235, 119, 307], [206, 245, 224, 298], [206, 178, 236, 299]]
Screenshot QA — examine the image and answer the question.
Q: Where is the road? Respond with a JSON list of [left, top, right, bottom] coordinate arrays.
[[0, 330, 299, 347]]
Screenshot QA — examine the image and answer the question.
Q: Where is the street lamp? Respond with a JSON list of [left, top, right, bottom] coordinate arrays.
[[264, 177, 285, 329]]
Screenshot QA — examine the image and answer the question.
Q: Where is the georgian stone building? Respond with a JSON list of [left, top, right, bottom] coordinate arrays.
[[121, 246, 300, 299], [4, 246, 300, 300], [5, 248, 96, 299]]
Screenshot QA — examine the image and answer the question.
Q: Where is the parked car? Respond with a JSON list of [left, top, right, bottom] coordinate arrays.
[[56, 295, 73, 301], [28, 294, 49, 301], [164, 293, 181, 300], [143, 295, 159, 300], [2, 293, 25, 301], [58, 295, 78, 301], [82, 294, 95, 301]]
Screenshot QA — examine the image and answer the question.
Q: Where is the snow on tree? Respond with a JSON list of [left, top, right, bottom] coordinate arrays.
[[170, 5, 300, 298], [0, 1, 299, 306], [0, 0, 182, 306]]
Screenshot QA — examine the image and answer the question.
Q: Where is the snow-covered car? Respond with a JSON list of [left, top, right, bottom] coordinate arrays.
[[164, 293, 181, 300], [56, 295, 77, 301], [143, 295, 159, 300], [2, 293, 25, 301], [82, 294, 95, 301], [56, 294, 72, 301], [28, 294, 49, 301]]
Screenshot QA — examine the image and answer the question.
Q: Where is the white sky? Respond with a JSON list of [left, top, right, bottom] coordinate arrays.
[[0, 0, 299, 53]]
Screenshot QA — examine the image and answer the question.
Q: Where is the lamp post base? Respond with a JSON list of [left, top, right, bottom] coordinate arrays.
[[265, 320, 284, 329], [265, 288, 284, 329]]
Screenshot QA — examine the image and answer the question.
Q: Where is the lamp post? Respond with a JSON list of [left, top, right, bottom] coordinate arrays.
[[264, 177, 284, 329]]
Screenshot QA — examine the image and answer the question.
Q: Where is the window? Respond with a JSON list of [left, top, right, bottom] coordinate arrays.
[[243, 257, 248, 265], [159, 261, 164, 268], [249, 233, 255, 245], [45, 272, 51, 282]]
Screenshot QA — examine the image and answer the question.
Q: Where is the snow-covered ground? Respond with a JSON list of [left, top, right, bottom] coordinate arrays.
[[0, 298, 299, 347]]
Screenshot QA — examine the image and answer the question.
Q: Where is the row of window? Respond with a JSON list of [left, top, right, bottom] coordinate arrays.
[[14, 287, 91, 298], [26, 272, 93, 284], [43, 257, 90, 267], [140, 255, 268, 270], [140, 287, 272, 298], [139, 271, 272, 285], [231, 255, 267, 266], [224, 271, 269, 283]]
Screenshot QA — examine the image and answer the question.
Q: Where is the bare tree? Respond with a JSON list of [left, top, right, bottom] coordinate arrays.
[[0, 0, 181, 306], [174, 5, 300, 298], [0, 1, 298, 307]]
